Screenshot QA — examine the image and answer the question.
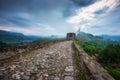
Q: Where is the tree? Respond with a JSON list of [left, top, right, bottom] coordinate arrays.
[[99, 44, 120, 64]]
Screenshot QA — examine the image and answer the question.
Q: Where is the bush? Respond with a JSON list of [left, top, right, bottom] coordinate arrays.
[[0, 41, 8, 48], [105, 67, 120, 80], [99, 44, 120, 64], [76, 40, 103, 56]]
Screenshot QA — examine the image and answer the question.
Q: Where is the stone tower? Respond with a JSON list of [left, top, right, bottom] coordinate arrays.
[[66, 33, 76, 40]]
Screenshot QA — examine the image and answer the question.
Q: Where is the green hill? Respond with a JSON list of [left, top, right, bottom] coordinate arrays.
[[0, 30, 39, 44], [77, 31, 120, 46]]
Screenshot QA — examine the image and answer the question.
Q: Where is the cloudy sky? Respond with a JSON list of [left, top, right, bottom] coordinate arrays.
[[0, 0, 120, 36]]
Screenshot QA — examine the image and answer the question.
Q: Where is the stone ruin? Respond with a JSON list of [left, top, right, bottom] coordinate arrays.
[[66, 33, 76, 40]]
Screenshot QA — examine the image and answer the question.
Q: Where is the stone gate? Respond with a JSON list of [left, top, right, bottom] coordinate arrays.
[[66, 33, 76, 40]]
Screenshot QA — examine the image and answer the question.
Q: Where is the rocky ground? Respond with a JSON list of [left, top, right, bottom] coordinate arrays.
[[0, 41, 75, 80]]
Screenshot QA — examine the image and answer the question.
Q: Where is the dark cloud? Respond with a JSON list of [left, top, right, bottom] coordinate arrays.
[[0, 0, 120, 35], [62, 7, 75, 18], [0, 16, 31, 27], [71, 0, 97, 7], [7, 17, 31, 27], [94, 7, 109, 14], [0, 0, 72, 12], [0, 0, 30, 11], [0, 0, 75, 26]]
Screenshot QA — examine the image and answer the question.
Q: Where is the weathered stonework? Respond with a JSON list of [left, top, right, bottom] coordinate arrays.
[[0, 41, 75, 80], [73, 42, 115, 80], [66, 33, 76, 40]]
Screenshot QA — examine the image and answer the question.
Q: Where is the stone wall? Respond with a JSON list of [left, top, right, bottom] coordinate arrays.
[[66, 33, 76, 40], [73, 42, 115, 80], [0, 40, 63, 60]]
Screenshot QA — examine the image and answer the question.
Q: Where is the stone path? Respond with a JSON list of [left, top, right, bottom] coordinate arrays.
[[0, 41, 75, 80]]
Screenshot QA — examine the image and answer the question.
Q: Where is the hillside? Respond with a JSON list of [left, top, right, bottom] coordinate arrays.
[[77, 31, 120, 46], [0, 30, 39, 44], [101, 35, 120, 41], [76, 31, 120, 80]]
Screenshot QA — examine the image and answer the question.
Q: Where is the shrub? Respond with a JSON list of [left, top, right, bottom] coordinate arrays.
[[99, 44, 120, 64]]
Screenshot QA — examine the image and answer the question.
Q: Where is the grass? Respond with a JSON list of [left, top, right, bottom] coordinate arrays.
[[76, 40, 120, 80], [73, 44, 87, 80], [105, 66, 120, 80]]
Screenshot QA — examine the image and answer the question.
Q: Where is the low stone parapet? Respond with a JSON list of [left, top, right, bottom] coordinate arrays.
[[73, 42, 115, 80], [0, 40, 63, 60]]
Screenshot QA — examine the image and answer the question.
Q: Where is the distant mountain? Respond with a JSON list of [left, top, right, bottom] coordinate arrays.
[[33, 38, 54, 44], [33, 35, 65, 44], [77, 31, 120, 46], [0, 30, 40, 44], [77, 31, 103, 41], [0, 41, 8, 48], [101, 35, 120, 41]]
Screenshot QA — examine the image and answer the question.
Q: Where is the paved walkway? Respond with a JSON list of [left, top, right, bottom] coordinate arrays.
[[0, 41, 75, 80]]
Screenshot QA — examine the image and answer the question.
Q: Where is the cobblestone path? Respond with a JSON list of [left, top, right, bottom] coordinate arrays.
[[0, 41, 75, 80]]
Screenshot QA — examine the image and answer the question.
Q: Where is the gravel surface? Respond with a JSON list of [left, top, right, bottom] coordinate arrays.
[[0, 41, 75, 80]]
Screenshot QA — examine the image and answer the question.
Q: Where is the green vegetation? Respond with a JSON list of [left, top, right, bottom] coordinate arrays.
[[0, 41, 18, 49], [32, 37, 64, 44], [76, 40, 120, 80], [33, 38, 55, 44], [105, 67, 120, 80], [99, 44, 120, 64], [73, 48, 87, 80], [0, 41, 9, 48], [0, 30, 39, 44], [76, 40, 103, 56], [99, 44, 120, 80], [76, 40, 120, 64]]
